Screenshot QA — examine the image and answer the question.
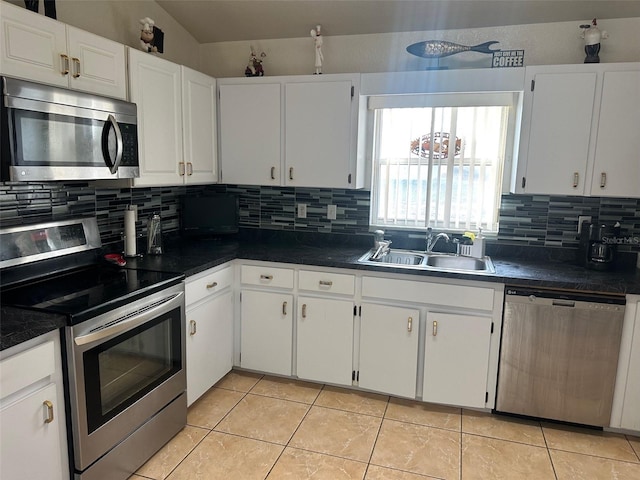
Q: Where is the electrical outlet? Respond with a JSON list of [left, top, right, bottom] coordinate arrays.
[[297, 203, 307, 218], [578, 215, 592, 234], [327, 204, 337, 220]]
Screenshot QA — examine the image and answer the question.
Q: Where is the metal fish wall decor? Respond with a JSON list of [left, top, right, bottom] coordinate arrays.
[[406, 40, 500, 59]]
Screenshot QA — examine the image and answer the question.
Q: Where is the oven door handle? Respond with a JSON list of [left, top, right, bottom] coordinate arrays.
[[74, 292, 183, 347]]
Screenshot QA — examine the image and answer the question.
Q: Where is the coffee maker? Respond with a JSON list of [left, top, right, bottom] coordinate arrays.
[[579, 222, 617, 270]]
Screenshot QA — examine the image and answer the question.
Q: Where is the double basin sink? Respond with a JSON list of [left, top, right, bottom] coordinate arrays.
[[358, 249, 495, 274]]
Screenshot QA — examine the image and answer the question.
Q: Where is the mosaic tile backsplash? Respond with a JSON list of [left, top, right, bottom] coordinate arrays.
[[1, 182, 638, 253]]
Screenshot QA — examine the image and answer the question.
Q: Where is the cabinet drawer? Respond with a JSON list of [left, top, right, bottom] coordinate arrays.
[[241, 265, 294, 289], [299, 270, 355, 295], [362, 276, 494, 311], [186, 265, 233, 306], [0, 340, 55, 400]]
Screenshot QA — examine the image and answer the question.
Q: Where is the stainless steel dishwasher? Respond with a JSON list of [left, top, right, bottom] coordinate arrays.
[[496, 287, 625, 427]]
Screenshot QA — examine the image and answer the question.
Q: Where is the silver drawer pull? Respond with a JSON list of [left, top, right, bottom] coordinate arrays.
[[407, 317, 413, 333], [206, 281, 218, 289], [189, 320, 197, 336], [72, 57, 81, 78], [282, 301, 287, 315], [573, 172, 579, 188], [260, 274, 273, 281], [289, 167, 294, 180], [302, 304, 307, 318], [600, 172, 607, 188], [432, 320, 438, 336], [271, 166, 276, 180], [319, 280, 333, 287], [43, 400, 54, 424]]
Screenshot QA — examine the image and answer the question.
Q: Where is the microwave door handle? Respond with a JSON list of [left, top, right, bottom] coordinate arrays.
[[102, 114, 123, 174]]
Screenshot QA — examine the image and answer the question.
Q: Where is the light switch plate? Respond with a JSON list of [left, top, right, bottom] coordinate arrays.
[[297, 203, 307, 218], [327, 204, 337, 220], [578, 215, 591, 234]]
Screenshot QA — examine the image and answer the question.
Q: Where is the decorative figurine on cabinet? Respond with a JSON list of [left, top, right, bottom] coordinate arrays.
[[139, 17, 164, 54], [580, 18, 608, 63], [244, 47, 266, 76], [310, 25, 324, 74]]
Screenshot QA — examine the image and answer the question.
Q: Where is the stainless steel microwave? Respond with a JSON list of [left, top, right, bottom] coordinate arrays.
[[1, 76, 139, 182]]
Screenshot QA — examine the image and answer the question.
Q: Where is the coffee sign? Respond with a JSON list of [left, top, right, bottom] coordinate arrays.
[[492, 50, 525, 68]]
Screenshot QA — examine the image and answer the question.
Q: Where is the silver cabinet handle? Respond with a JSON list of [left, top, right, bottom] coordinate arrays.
[[43, 400, 54, 424], [72, 57, 80, 78], [407, 317, 413, 333], [600, 172, 607, 188], [289, 167, 294, 180], [187, 162, 193, 176], [179, 162, 185, 176], [206, 281, 218, 289], [271, 166, 276, 180], [260, 274, 273, 281], [573, 172, 579, 188], [282, 301, 287, 316], [319, 280, 333, 287], [432, 320, 438, 336], [302, 304, 307, 318], [60, 54, 69, 75], [189, 320, 197, 336]]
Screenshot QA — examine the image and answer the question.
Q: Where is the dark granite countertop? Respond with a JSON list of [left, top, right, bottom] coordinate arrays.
[[1, 306, 66, 351], [123, 235, 640, 296], [3, 232, 639, 351]]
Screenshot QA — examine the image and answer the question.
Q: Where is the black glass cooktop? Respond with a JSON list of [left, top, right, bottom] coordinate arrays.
[[1, 265, 183, 325]]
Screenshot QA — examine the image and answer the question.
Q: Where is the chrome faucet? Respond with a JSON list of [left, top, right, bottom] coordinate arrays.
[[425, 227, 449, 253]]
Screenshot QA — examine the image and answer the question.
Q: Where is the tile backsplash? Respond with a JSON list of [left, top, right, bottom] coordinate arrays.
[[1, 182, 638, 252]]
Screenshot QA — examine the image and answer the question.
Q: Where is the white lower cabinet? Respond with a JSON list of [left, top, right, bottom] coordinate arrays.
[[297, 296, 354, 386], [240, 290, 293, 376], [359, 303, 420, 398], [185, 264, 234, 406], [423, 312, 493, 408], [0, 332, 68, 480]]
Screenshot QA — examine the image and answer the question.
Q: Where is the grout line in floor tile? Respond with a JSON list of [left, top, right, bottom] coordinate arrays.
[[547, 447, 640, 465], [364, 398, 389, 466], [625, 435, 640, 462], [461, 431, 553, 449]]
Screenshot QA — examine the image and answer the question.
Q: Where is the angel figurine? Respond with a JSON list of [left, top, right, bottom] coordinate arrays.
[[310, 25, 324, 74]]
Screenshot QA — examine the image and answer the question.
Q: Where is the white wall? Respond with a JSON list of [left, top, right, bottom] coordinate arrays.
[[4, 0, 201, 69], [200, 17, 640, 78]]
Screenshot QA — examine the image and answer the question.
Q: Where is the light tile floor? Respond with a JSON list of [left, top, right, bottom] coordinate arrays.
[[131, 370, 640, 480]]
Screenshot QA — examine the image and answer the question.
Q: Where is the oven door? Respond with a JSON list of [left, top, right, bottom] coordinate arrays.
[[66, 283, 185, 472]]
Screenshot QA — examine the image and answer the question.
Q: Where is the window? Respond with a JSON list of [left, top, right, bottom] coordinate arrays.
[[369, 93, 517, 233]]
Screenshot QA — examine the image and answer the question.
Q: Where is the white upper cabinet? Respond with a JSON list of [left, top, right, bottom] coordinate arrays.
[[591, 71, 640, 197], [218, 74, 363, 188], [182, 67, 218, 185], [219, 83, 281, 186], [514, 63, 640, 197], [129, 49, 217, 187], [0, 1, 126, 99]]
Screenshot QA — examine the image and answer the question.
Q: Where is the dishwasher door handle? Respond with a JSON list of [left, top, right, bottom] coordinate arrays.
[[552, 299, 575, 307]]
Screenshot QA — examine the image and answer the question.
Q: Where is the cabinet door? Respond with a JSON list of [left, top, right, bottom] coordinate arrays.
[[186, 291, 234, 406], [182, 67, 218, 185], [423, 312, 492, 408], [591, 71, 640, 198], [66, 26, 126, 100], [0, 383, 64, 480], [240, 290, 293, 376], [285, 81, 353, 188], [522, 72, 596, 195], [297, 296, 354, 386], [359, 303, 419, 398], [620, 304, 640, 431], [219, 83, 281, 185], [0, 2, 68, 87], [129, 49, 183, 186]]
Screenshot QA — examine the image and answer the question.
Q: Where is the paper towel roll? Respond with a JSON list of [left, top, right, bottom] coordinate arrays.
[[124, 209, 136, 257]]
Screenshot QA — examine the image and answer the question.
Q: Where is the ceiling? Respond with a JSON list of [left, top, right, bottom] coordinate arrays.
[[156, 0, 640, 44]]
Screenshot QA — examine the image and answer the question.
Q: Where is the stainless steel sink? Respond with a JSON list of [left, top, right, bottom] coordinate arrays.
[[358, 249, 495, 274]]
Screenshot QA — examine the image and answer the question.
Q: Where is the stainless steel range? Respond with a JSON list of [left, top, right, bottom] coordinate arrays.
[[0, 217, 186, 480]]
